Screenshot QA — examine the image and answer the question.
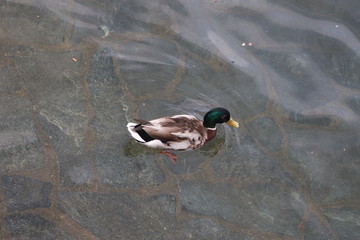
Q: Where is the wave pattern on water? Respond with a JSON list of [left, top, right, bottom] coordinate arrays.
[[0, 0, 359, 239]]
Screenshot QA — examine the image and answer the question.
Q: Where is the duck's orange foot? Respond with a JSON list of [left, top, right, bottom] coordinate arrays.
[[160, 151, 177, 164]]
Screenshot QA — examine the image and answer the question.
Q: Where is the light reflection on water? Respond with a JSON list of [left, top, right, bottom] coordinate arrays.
[[1, 0, 360, 239]]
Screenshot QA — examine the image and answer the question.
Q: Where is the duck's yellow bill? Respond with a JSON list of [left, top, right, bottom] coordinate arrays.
[[226, 118, 239, 128]]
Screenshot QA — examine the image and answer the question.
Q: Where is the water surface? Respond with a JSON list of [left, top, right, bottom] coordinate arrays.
[[0, 0, 359, 239]]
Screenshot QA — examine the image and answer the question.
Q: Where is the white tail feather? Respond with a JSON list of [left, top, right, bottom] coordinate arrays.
[[126, 122, 146, 142]]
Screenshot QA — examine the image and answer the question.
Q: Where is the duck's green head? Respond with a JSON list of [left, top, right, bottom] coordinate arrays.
[[203, 107, 239, 129]]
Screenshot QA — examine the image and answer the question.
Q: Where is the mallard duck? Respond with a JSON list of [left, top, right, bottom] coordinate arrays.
[[126, 107, 239, 152]]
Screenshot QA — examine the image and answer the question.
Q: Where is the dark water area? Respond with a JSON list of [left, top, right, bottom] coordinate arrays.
[[0, 0, 359, 239]]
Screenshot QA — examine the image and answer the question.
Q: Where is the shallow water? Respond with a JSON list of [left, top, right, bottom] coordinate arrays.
[[0, 0, 359, 239]]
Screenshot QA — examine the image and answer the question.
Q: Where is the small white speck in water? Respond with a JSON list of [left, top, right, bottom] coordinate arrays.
[[99, 25, 110, 38]]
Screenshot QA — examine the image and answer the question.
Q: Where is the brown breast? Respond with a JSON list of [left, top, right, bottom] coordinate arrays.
[[206, 129, 217, 142]]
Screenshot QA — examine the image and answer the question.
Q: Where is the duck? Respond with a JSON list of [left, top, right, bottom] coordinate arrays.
[[126, 107, 239, 154]]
